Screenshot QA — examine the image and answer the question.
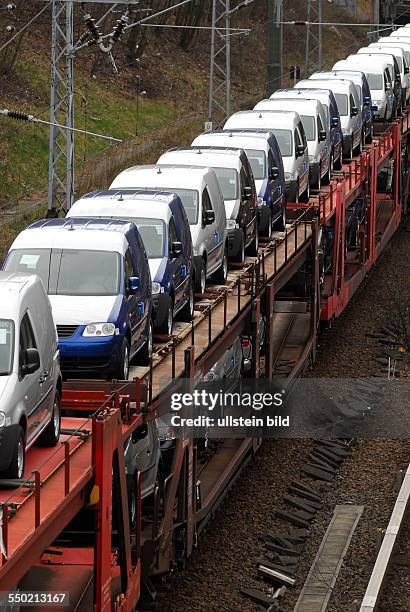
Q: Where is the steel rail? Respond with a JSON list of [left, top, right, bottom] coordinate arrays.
[[360, 463, 410, 611]]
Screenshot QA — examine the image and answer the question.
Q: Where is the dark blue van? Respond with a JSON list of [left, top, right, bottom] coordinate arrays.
[[67, 189, 194, 337], [3, 218, 153, 379], [191, 129, 286, 236]]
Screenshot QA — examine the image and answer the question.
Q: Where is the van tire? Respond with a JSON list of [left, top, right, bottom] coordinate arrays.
[[2, 427, 25, 479], [300, 181, 310, 203], [273, 204, 286, 231], [366, 124, 373, 144], [156, 295, 174, 336], [137, 321, 153, 367], [334, 149, 343, 170], [232, 232, 245, 264], [213, 248, 228, 284], [323, 154, 333, 185], [259, 206, 272, 238], [38, 393, 61, 447], [247, 226, 259, 257], [179, 282, 194, 322], [195, 259, 206, 294]]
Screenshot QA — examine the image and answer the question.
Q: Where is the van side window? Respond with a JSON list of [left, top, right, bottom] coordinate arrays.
[[294, 128, 302, 150], [202, 188, 214, 226], [349, 94, 355, 113], [124, 250, 134, 284], [267, 148, 275, 173], [168, 217, 178, 253], [20, 313, 37, 365]]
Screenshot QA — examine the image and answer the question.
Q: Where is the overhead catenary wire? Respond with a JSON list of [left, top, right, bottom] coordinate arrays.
[[0, 109, 122, 143], [0, 1, 52, 54]]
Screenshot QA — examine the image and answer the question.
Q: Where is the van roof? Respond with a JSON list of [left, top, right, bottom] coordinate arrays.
[[256, 98, 323, 114], [70, 190, 175, 222], [345, 54, 392, 68], [0, 272, 40, 316], [224, 110, 300, 129], [296, 79, 354, 94], [193, 130, 274, 153], [10, 218, 135, 254], [159, 147, 244, 170], [110, 164, 214, 191]]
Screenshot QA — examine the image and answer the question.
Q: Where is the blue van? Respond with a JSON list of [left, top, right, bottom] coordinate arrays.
[[192, 129, 286, 236], [67, 190, 194, 336], [3, 218, 152, 379]]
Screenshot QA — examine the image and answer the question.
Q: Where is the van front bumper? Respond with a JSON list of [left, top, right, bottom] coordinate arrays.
[[0, 424, 22, 472], [59, 334, 123, 373]]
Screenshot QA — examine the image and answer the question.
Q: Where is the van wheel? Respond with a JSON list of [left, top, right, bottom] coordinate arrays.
[[334, 149, 343, 170], [213, 248, 228, 284], [113, 338, 130, 380], [273, 204, 286, 231], [323, 154, 333, 185], [247, 226, 259, 256], [179, 282, 194, 322], [137, 322, 152, 366], [260, 207, 272, 238], [2, 427, 25, 479], [366, 124, 373, 144], [195, 260, 206, 294], [300, 181, 310, 203], [38, 393, 61, 447], [233, 232, 245, 264], [157, 295, 174, 336]]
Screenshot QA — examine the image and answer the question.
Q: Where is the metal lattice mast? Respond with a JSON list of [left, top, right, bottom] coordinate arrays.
[[266, 0, 283, 96], [305, 0, 322, 76], [207, 0, 231, 130], [47, 0, 74, 217]]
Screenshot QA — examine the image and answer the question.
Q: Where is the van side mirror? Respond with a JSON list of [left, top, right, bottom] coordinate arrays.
[[364, 96, 370, 106], [20, 348, 40, 376], [351, 106, 358, 117], [332, 117, 339, 127], [171, 241, 183, 258], [132, 423, 148, 442], [243, 186, 253, 199], [128, 276, 140, 294], [319, 130, 327, 142], [395, 75, 401, 83], [405, 66, 409, 75], [296, 144, 305, 158], [270, 166, 279, 180], [204, 209, 215, 225]]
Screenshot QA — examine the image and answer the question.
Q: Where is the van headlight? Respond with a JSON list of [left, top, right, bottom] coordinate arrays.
[[257, 196, 264, 207], [342, 128, 350, 136], [203, 370, 217, 382], [226, 219, 238, 230], [284, 172, 292, 182], [152, 282, 162, 294], [308, 155, 315, 163], [83, 323, 116, 337]]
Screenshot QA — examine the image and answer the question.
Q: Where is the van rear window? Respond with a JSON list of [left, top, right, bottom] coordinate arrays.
[[0, 320, 14, 375], [212, 168, 239, 200]]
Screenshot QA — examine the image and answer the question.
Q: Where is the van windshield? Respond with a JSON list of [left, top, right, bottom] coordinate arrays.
[[5, 249, 120, 296], [334, 93, 348, 116], [366, 73, 383, 89], [301, 116, 316, 141], [0, 320, 14, 375], [245, 149, 266, 180], [212, 168, 239, 200], [272, 129, 293, 157]]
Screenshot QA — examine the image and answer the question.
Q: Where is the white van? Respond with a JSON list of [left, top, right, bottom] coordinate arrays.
[[296, 78, 362, 161], [224, 110, 310, 203], [110, 165, 228, 293], [355, 48, 403, 113], [157, 147, 259, 261], [368, 43, 410, 103], [0, 273, 61, 478], [254, 98, 331, 189], [333, 57, 394, 122]]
